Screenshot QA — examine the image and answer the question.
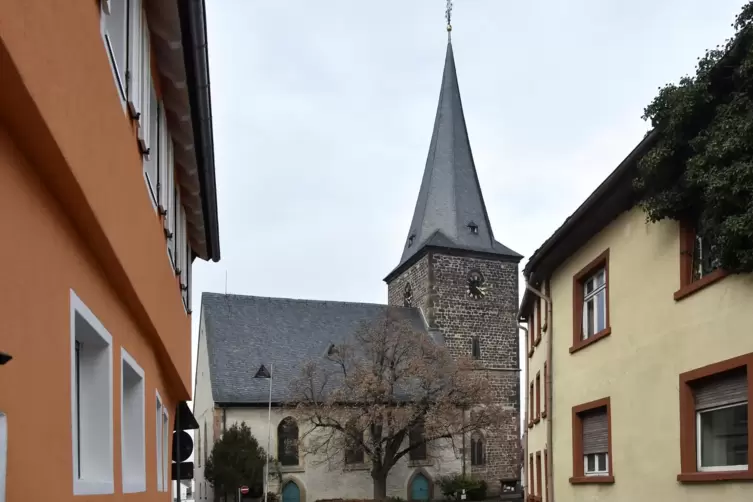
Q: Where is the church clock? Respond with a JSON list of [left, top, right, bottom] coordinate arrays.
[[467, 270, 488, 300]]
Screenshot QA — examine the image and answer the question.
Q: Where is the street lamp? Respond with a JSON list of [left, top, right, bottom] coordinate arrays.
[[254, 364, 273, 502]]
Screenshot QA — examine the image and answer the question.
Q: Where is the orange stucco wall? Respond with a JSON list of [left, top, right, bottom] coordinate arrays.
[[0, 0, 195, 499]]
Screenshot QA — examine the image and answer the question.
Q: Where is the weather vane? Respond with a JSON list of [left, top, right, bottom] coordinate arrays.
[[445, 0, 453, 38]]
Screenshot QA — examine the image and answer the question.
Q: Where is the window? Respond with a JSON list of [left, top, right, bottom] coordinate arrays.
[[571, 250, 610, 353], [70, 290, 114, 495], [197, 427, 201, 468], [471, 337, 481, 360], [344, 422, 365, 465], [143, 84, 159, 207], [158, 107, 175, 216], [121, 349, 146, 492], [535, 451, 542, 496], [278, 417, 299, 466], [156, 393, 170, 491], [528, 454, 534, 496], [534, 297, 542, 345], [678, 354, 752, 482], [570, 397, 613, 484], [470, 432, 485, 466], [529, 382, 535, 427], [528, 313, 535, 357], [100, 0, 128, 100], [162, 408, 169, 491], [543, 362, 548, 418], [535, 372, 541, 421], [409, 421, 427, 461], [0, 412, 6, 502], [675, 221, 727, 300], [156, 395, 163, 490], [544, 449, 548, 499]]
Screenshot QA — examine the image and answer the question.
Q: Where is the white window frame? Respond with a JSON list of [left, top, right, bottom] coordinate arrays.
[[696, 402, 748, 472], [582, 268, 606, 340], [162, 407, 170, 492], [70, 290, 114, 495], [583, 452, 609, 476], [156, 392, 164, 491], [143, 83, 159, 210], [121, 349, 146, 493], [99, 0, 128, 107], [0, 412, 6, 502]]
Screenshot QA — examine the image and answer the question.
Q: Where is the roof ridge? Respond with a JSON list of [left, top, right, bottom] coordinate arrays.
[[202, 291, 421, 310]]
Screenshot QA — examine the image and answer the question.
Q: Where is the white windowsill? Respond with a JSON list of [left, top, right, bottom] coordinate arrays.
[[74, 479, 114, 496], [123, 478, 147, 493]]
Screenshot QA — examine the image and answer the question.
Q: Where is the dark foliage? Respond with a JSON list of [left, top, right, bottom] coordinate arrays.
[[634, 1, 753, 273], [204, 422, 267, 498]]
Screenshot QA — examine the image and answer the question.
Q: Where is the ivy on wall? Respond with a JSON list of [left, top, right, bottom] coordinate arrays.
[[634, 2, 753, 273]]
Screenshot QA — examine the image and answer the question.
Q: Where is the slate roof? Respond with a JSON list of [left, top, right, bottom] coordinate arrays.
[[390, 41, 520, 277], [201, 293, 429, 404]]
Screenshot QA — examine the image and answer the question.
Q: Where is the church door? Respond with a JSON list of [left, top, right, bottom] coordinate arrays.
[[282, 481, 301, 502], [409, 473, 429, 501]]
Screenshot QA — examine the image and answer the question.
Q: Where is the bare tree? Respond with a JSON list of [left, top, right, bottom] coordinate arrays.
[[289, 311, 509, 500]]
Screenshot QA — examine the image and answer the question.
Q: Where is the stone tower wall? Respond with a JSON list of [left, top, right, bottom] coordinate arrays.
[[387, 251, 521, 489]]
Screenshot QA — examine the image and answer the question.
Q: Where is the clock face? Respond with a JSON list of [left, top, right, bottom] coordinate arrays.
[[467, 271, 487, 300], [404, 283, 413, 307]]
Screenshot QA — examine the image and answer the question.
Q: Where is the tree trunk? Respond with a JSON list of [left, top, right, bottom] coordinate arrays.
[[372, 470, 388, 501]]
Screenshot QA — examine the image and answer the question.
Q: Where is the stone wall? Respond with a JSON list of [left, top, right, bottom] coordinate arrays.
[[387, 251, 521, 490]]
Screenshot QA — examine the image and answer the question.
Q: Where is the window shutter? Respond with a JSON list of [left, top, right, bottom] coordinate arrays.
[[126, 0, 143, 118], [581, 408, 608, 454], [693, 368, 747, 411]]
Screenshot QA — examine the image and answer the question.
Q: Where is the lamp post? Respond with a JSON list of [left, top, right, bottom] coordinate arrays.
[[254, 364, 273, 502]]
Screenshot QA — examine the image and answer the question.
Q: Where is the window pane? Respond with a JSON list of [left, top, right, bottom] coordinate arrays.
[[586, 454, 595, 472], [699, 404, 748, 469], [597, 453, 607, 471], [596, 290, 606, 332], [584, 299, 595, 339]]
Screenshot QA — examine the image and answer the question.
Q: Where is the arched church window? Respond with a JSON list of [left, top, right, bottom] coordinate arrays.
[[404, 283, 413, 307], [344, 420, 365, 465], [409, 420, 427, 461], [470, 431, 485, 466], [278, 417, 299, 466]]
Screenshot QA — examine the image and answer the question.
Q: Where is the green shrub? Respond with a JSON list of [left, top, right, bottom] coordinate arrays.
[[438, 474, 486, 500]]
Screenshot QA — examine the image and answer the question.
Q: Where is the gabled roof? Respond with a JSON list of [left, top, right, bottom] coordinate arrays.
[[200, 293, 429, 404], [388, 42, 520, 280], [519, 130, 659, 317]]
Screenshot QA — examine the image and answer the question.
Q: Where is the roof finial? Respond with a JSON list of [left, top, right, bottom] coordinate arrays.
[[445, 0, 453, 40]]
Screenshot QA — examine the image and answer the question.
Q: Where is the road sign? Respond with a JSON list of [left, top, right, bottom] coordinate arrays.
[[173, 430, 193, 463], [240, 486, 250, 495]]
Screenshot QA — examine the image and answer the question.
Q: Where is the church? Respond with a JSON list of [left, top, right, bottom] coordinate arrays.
[[192, 36, 522, 502]]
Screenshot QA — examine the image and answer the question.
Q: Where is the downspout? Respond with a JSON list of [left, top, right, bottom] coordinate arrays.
[[522, 279, 553, 502]]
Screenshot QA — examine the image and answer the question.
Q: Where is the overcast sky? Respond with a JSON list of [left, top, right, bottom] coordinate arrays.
[[190, 0, 746, 395]]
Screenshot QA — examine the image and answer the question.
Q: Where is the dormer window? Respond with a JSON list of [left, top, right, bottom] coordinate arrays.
[[467, 222, 479, 235], [408, 234, 416, 247]]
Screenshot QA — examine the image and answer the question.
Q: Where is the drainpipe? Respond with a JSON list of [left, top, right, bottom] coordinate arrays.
[[521, 278, 553, 502]]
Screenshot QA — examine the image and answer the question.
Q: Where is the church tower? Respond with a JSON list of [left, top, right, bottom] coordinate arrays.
[[384, 38, 522, 488]]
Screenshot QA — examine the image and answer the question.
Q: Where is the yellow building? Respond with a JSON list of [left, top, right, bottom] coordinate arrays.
[[520, 132, 753, 502]]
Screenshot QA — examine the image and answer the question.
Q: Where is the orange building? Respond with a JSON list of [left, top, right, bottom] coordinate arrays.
[[0, 0, 220, 500]]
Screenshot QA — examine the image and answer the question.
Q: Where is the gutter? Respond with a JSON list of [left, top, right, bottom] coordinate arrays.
[[523, 129, 659, 278], [177, 0, 221, 262], [519, 276, 553, 502]]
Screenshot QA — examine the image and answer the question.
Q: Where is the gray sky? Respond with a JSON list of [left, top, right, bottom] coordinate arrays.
[[190, 0, 745, 395]]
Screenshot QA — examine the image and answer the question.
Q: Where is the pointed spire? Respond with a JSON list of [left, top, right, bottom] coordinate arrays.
[[386, 41, 520, 281]]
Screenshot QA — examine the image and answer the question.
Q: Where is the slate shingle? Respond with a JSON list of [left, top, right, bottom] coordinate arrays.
[[201, 293, 427, 404]]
